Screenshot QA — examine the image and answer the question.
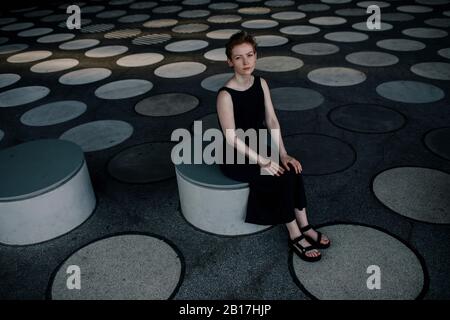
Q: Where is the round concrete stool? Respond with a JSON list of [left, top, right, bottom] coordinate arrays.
[[175, 162, 270, 236], [0, 139, 96, 245]]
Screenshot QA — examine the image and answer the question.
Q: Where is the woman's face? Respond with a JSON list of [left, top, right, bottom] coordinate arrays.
[[228, 42, 257, 76]]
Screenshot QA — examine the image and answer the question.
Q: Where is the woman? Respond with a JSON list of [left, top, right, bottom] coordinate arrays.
[[216, 31, 330, 262]]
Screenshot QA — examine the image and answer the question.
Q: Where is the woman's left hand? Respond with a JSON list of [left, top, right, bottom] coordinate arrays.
[[280, 154, 302, 174]]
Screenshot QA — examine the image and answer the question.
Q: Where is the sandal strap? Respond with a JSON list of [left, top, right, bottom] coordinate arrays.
[[316, 231, 323, 244], [292, 241, 315, 253], [291, 235, 305, 243], [300, 224, 313, 233]]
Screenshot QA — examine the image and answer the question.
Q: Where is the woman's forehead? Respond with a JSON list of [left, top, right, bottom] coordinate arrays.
[[231, 42, 254, 56]]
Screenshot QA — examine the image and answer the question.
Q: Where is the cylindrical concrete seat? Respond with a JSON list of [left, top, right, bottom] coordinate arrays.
[[175, 162, 270, 236], [0, 139, 96, 245]]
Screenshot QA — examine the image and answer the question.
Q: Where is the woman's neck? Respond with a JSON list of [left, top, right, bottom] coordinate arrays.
[[233, 74, 253, 88]]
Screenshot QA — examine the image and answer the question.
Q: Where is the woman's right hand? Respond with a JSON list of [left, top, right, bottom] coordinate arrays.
[[258, 157, 285, 176]]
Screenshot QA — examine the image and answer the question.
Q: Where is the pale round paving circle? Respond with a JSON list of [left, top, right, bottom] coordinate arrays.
[[152, 5, 183, 14], [424, 127, 450, 161], [41, 14, 67, 23], [85, 45, 129, 58], [376, 39, 425, 51], [280, 25, 320, 35], [7, 50, 52, 63], [18, 28, 53, 37], [0, 86, 50, 108], [37, 33, 75, 43], [206, 29, 240, 39], [108, 142, 177, 183], [209, 2, 238, 10], [357, 1, 390, 8], [105, 29, 142, 39], [80, 24, 115, 33], [438, 48, 450, 59], [256, 56, 303, 72], [0, 44, 28, 55], [165, 40, 209, 52], [59, 39, 100, 50], [283, 134, 355, 175], [324, 31, 369, 42], [411, 62, 450, 81], [270, 87, 324, 111], [131, 1, 158, 9], [0, 73, 20, 89], [59, 19, 92, 30], [155, 62, 207, 78], [207, 15, 242, 23], [298, 4, 330, 11], [416, 0, 450, 4], [95, 80, 153, 100], [20, 101, 87, 126], [397, 5, 433, 13], [255, 35, 289, 47], [238, 7, 271, 15], [321, 0, 351, 3], [309, 16, 347, 26], [81, 5, 105, 13], [50, 234, 183, 300], [59, 68, 112, 85], [292, 42, 339, 55], [265, 0, 294, 6], [1, 22, 34, 31], [0, 18, 17, 25], [110, 0, 134, 5], [183, 0, 211, 5], [376, 81, 444, 103], [204, 48, 227, 61], [135, 93, 199, 117], [119, 14, 150, 23], [172, 23, 209, 33], [381, 13, 414, 21], [402, 28, 448, 39], [143, 19, 178, 28], [242, 19, 279, 29], [291, 224, 426, 299], [60, 120, 134, 152], [201, 73, 234, 92], [373, 167, 450, 224], [346, 51, 399, 67], [424, 18, 450, 28], [352, 22, 393, 31], [308, 67, 366, 87], [178, 10, 211, 18], [271, 11, 306, 20], [335, 8, 367, 16], [96, 10, 127, 18], [31, 58, 79, 73], [328, 104, 406, 133], [116, 53, 164, 67], [133, 34, 172, 45]]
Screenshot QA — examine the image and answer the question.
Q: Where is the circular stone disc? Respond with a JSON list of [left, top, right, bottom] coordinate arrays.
[[352, 22, 393, 31], [265, 0, 294, 6], [438, 48, 450, 59], [59, 68, 112, 85], [152, 5, 183, 14], [373, 167, 450, 224], [283, 134, 355, 175], [0, 73, 21, 89], [381, 12, 414, 22], [345, 51, 399, 67], [0, 86, 49, 108], [207, 15, 242, 23], [309, 16, 347, 26], [108, 142, 176, 183], [270, 87, 324, 111], [119, 14, 150, 23], [50, 234, 182, 299], [402, 27, 448, 38], [7, 50, 52, 63], [104, 29, 142, 39], [241, 19, 279, 29], [31, 58, 79, 73], [209, 3, 238, 10], [324, 31, 369, 42], [206, 29, 240, 39], [20, 100, 87, 126], [335, 8, 367, 16], [271, 11, 306, 20], [85, 45, 129, 58], [308, 67, 366, 86], [410, 62, 450, 80], [60, 120, 134, 152], [131, 2, 158, 9], [256, 56, 303, 72], [298, 4, 330, 11], [255, 35, 289, 47], [357, 1, 390, 8], [172, 23, 209, 33], [0, 44, 28, 55], [96, 10, 126, 18], [155, 62, 206, 78], [376, 81, 444, 103], [201, 73, 234, 92], [178, 10, 211, 18], [18, 27, 53, 37], [116, 53, 164, 67], [291, 224, 426, 299], [59, 39, 100, 50], [165, 40, 208, 52], [280, 25, 320, 35], [292, 42, 339, 55], [133, 34, 172, 45], [328, 104, 405, 133], [1, 22, 34, 31], [80, 24, 115, 33], [376, 39, 425, 51], [424, 127, 450, 161], [37, 33, 75, 43], [135, 93, 199, 117], [204, 48, 226, 61], [95, 80, 153, 100], [424, 18, 450, 28], [397, 5, 433, 13], [143, 19, 178, 28]]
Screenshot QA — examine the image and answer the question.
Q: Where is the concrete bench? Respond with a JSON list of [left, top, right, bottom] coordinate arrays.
[[0, 139, 96, 245]]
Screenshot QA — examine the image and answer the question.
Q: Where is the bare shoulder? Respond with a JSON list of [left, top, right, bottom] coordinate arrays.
[[259, 77, 270, 91], [217, 89, 232, 106]]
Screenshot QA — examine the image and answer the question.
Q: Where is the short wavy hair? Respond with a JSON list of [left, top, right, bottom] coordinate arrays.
[[225, 31, 257, 60]]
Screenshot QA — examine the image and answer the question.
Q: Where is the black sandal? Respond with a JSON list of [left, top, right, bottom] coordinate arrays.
[[289, 235, 321, 262], [300, 224, 330, 249]]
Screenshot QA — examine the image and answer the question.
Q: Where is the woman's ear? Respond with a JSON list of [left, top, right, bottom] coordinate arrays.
[[227, 59, 233, 67]]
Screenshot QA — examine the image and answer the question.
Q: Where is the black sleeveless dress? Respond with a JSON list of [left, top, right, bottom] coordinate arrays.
[[218, 76, 307, 225]]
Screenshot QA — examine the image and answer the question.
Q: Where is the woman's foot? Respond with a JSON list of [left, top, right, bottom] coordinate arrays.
[[300, 224, 330, 249], [289, 235, 321, 260]]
